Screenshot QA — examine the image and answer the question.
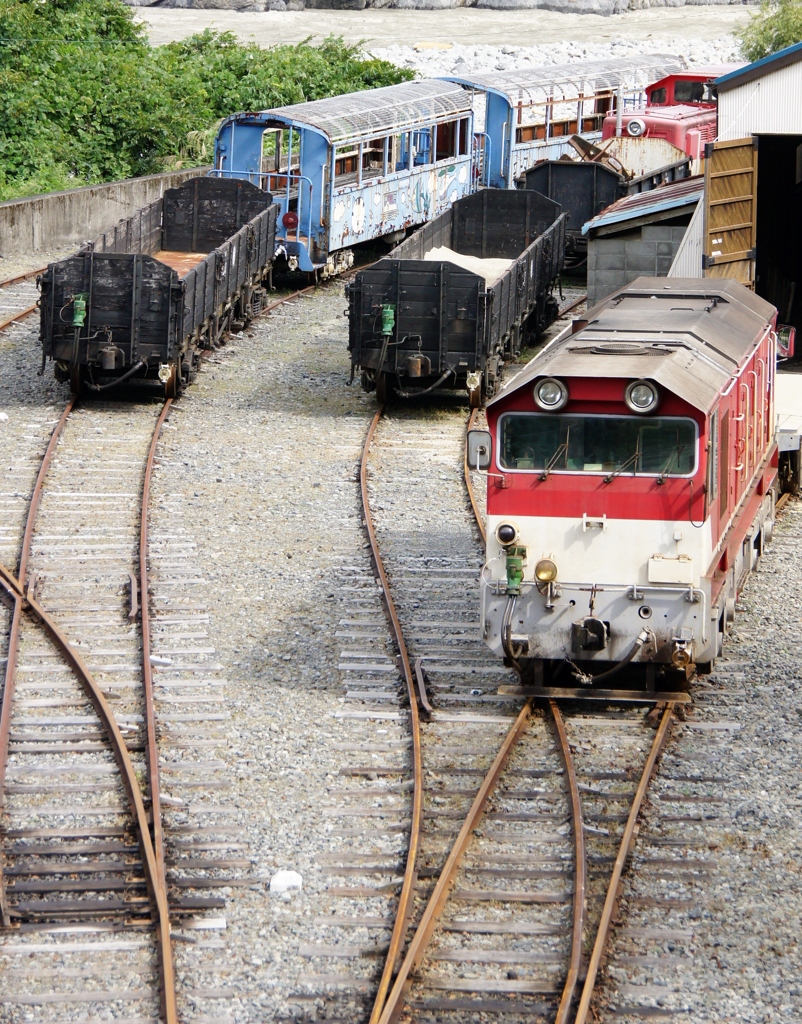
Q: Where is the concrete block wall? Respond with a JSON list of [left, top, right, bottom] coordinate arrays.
[[587, 221, 691, 307], [0, 168, 209, 256]]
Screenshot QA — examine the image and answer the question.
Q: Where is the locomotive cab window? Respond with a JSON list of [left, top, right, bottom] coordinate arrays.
[[649, 87, 667, 105], [498, 413, 698, 476], [674, 80, 714, 104]]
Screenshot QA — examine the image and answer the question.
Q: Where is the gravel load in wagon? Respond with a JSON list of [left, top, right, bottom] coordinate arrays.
[[347, 188, 566, 407], [39, 177, 278, 397]]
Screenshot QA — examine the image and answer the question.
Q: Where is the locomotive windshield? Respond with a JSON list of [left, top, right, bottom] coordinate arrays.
[[499, 413, 697, 476]]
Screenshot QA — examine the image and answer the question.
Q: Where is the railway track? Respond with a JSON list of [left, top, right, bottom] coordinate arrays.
[[335, 402, 681, 1024], [0, 275, 331, 1021], [0, 266, 45, 332], [0, 397, 178, 1019]]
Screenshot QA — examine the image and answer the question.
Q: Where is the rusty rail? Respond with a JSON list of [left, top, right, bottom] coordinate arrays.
[[362, 408, 425, 1024], [465, 408, 486, 545], [139, 399, 176, 1023], [0, 398, 74, 814], [376, 698, 535, 1024], [0, 397, 178, 1022], [548, 700, 587, 1024], [0, 266, 47, 288], [573, 703, 675, 1024], [0, 303, 37, 333], [0, 563, 177, 1022]]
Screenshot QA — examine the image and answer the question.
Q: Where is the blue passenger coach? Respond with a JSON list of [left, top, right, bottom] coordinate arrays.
[[212, 81, 474, 275], [448, 56, 686, 189]]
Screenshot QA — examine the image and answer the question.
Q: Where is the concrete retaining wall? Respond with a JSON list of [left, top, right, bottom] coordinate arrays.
[[587, 219, 692, 306], [0, 168, 209, 256]]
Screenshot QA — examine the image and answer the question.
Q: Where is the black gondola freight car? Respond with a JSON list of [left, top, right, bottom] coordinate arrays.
[[347, 189, 566, 407], [522, 157, 690, 267], [39, 177, 278, 396]]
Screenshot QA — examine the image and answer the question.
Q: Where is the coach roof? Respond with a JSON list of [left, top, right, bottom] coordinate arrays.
[[251, 80, 472, 145], [491, 278, 777, 415], [446, 54, 685, 107]]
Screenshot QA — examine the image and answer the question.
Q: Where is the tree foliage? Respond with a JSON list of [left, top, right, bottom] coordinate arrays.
[[737, 0, 802, 62], [0, 0, 412, 201]]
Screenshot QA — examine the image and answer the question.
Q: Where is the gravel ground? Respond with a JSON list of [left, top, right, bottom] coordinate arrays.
[[2, 253, 801, 1021], [0, 248, 77, 282]]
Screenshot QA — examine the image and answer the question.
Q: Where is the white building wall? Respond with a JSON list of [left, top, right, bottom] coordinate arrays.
[[718, 62, 802, 140], [668, 200, 704, 279]]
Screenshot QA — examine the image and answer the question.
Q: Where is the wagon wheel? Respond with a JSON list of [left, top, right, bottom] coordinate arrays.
[[163, 362, 180, 399]]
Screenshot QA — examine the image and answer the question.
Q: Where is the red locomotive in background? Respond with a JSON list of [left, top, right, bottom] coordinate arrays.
[[601, 65, 743, 161], [468, 279, 797, 699]]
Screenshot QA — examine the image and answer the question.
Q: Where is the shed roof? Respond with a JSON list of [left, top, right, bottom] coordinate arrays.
[[261, 80, 472, 143], [716, 41, 802, 92], [489, 278, 776, 415], [446, 54, 687, 107], [582, 175, 704, 235]]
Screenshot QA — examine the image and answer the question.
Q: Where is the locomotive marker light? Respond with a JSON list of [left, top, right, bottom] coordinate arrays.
[[535, 558, 558, 583], [624, 379, 659, 414], [535, 557, 559, 609], [496, 523, 519, 546]]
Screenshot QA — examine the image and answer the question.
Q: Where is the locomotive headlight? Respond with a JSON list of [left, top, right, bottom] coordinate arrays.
[[496, 523, 518, 547], [534, 558, 558, 583], [625, 379, 659, 414], [534, 377, 568, 411], [627, 118, 647, 138]]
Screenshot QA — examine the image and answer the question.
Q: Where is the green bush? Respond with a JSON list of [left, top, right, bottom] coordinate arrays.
[[0, 0, 412, 201], [738, 0, 802, 62]]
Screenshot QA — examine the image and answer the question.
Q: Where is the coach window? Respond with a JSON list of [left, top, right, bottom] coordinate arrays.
[[392, 132, 412, 172], [412, 128, 433, 166], [435, 121, 457, 161], [362, 137, 385, 180], [262, 129, 297, 174], [335, 144, 359, 181]]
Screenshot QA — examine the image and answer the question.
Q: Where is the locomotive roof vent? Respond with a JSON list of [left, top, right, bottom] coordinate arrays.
[[624, 379, 659, 414]]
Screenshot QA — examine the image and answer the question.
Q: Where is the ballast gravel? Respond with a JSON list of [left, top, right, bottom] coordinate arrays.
[[1, 265, 801, 1020]]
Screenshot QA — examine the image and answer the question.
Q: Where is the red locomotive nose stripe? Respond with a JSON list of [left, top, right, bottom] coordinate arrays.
[[487, 477, 705, 522]]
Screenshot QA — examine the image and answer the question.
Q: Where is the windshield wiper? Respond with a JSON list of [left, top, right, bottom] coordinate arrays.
[[539, 427, 570, 481], [603, 442, 641, 484], [656, 444, 686, 485]]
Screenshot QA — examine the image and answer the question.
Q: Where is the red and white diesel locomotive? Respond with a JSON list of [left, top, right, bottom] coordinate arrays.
[[468, 278, 795, 697], [601, 66, 742, 162]]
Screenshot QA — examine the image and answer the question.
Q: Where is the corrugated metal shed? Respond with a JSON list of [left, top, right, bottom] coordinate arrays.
[[446, 54, 687, 107], [489, 277, 776, 414], [668, 199, 704, 278], [582, 176, 704, 235], [264, 80, 472, 144], [717, 42, 802, 140]]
